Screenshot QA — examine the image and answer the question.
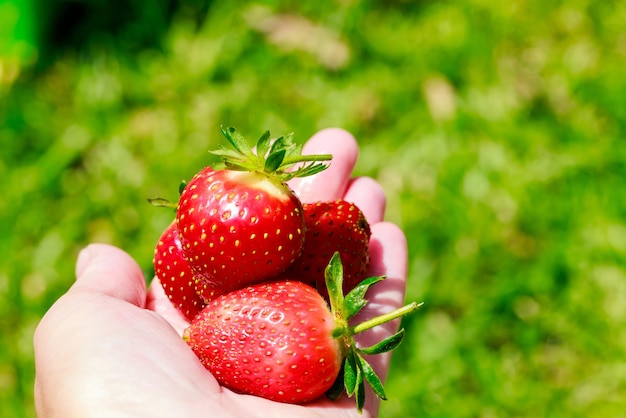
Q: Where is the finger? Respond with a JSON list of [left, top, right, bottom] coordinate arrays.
[[343, 176, 387, 224], [71, 243, 146, 307], [289, 128, 358, 203], [146, 277, 192, 336], [367, 222, 408, 282], [353, 221, 409, 377]]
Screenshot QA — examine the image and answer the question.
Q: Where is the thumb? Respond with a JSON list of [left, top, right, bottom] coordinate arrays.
[[71, 243, 147, 307]]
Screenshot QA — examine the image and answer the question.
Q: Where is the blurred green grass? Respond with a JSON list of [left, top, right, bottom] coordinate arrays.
[[2, 1, 626, 417]]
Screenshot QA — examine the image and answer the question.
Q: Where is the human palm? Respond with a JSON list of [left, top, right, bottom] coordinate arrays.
[[34, 128, 408, 418]]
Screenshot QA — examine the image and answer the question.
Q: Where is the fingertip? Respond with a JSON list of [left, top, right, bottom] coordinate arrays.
[[303, 127, 359, 156], [290, 128, 359, 202], [72, 243, 147, 307], [343, 176, 387, 224]]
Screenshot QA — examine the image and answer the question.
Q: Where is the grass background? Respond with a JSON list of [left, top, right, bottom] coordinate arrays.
[[2, 0, 626, 416]]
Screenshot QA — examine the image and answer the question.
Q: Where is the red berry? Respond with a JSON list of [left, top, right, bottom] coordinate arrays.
[[281, 200, 371, 299], [153, 220, 223, 321], [176, 167, 306, 292], [184, 280, 342, 404], [176, 127, 331, 293]]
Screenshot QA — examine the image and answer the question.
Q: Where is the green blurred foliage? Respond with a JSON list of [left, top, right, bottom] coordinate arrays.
[[0, 0, 37, 71], [1, 0, 626, 417]]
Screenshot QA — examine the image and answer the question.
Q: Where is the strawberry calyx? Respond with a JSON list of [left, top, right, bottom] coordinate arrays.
[[147, 127, 329, 207], [211, 126, 332, 182], [323, 252, 423, 413]]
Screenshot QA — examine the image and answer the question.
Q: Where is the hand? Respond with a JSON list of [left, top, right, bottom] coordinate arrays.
[[33, 128, 409, 418]]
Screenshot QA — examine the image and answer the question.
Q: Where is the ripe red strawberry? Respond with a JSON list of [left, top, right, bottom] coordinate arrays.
[[185, 279, 341, 404], [184, 253, 421, 410], [176, 127, 331, 294], [281, 200, 371, 300], [154, 220, 223, 321]]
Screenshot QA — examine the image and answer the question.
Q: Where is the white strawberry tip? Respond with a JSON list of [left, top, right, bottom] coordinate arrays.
[[322, 252, 423, 413]]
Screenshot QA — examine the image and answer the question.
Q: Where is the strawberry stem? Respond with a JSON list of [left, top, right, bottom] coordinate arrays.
[[350, 302, 423, 335], [282, 154, 333, 164]]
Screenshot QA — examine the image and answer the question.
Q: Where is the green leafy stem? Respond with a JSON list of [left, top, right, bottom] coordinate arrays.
[[323, 252, 423, 413], [212, 126, 332, 181]]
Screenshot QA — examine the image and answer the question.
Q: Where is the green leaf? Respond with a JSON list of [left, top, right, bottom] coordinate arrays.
[[355, 372, 366, 413], [264, 149, 286, 173], [358, 328, 406, 355], [283, 131, 296, 145], [344, 352, 359, 396], [178, 180, 188, 195], [344, 275, 385, 320], [210, 146, 246, 160], [146, 197, 176, 209], [223, 160, 252, 172], [357, 354, 387, 400], [256, 130, 271, 157], [268, 135, 286, 156], [281, 133, 300, 158], [303, 162, 331, 176], [221, 126, 252, 155], [325, 252, 345, 317], [286, 161, 331, 179]]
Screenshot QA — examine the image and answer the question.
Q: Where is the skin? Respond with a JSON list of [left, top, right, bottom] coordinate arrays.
[[33, 128, 409, 418]]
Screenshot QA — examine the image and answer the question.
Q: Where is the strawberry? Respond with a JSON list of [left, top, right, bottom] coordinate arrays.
[[176, 127, 331, 293], [281, 200, 371, 300], [153, 220, 223, 321], [185, 279, 342, 404], [183, 253, 421, 410]]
